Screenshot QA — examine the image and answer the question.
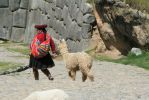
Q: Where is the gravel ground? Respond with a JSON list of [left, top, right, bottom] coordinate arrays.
[[0, 60, 149, 100]]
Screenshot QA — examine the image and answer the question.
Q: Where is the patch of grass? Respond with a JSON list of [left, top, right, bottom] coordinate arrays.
[[0, 42, 30, 56], [7, 47, 30, 56], [0, 61, 22, 73], [125, 0, 149, 13], [87, 0, 95, 4], [96, 51, 149, 70]]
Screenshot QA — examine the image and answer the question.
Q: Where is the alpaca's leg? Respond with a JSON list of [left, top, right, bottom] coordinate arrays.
[[70, 70, 76, 81], [68, 71, 72, 78], [33, 68, 39, 80], [80, 66, 94, 82], [41, 69, 54, 80], [88, 73, 94, 82], [87, 67, 94, 82], [82, 73, 87, 82]]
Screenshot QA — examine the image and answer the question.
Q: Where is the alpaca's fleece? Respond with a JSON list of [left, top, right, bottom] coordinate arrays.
[[58, 39, 94, 82], [23, 89, 69, 100]]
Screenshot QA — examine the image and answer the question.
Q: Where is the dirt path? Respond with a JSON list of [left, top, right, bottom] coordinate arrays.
[[0, 60, 149, 100]]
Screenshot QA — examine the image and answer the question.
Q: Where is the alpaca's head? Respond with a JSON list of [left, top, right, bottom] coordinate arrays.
[[58, 39, 69, 55]]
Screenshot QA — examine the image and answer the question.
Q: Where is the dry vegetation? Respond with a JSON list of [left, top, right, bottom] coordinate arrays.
[[125, 0, 149, 13], [87, 0, 149, 13]]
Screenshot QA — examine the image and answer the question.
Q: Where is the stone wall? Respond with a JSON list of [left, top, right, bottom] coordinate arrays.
[[0, 0, 95, 52], [0, 0, 28, 42]]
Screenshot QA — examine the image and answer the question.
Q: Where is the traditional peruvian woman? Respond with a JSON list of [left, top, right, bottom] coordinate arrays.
[[29, 24, 57, 80]]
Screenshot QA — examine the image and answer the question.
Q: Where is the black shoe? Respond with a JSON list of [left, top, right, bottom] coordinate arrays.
[[48, 76, 54, 80]]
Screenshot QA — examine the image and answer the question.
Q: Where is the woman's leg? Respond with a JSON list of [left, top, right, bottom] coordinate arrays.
[[41, 69, 54, 80], [33, 68, 39, 80]]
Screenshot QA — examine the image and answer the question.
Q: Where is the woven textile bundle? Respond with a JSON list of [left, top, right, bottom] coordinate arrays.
[[31, 34, 51, 58]]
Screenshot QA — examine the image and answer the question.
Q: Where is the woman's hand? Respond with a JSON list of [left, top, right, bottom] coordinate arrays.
[[51, 53, 58, 58]]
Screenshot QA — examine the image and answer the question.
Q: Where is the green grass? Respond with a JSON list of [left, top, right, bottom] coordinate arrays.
[[87, 0, 149, 13], [125, 0, 149, 13], [7, 47, 30, 56], [0, 42, 29, 73], [87, 0, 95, 4], [95, 51, 149, 70], [0, 42, 30, 56], [0, 62, 22, 73]]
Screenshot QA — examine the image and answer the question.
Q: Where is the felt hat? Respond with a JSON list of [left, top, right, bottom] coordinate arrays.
[[34, 24, 47, 29]]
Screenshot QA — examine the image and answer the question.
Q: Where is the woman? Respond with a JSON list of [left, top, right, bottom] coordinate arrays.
[[29, 24, 56, 80]]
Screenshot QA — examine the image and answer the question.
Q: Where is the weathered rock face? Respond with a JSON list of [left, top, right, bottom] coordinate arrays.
[[0, 0, 95, 52], [96, 0, 149, 54], [112, 7, 149, 47]]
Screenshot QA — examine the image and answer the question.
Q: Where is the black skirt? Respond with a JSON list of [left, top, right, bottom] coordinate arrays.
[[29, 53, 55, 69]]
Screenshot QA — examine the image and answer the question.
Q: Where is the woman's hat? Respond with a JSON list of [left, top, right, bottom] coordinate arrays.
[[34, 24, 47, 29]]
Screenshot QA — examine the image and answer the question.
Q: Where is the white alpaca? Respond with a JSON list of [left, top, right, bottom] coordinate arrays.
[[58, 39, 94, 82], [23, 89, 69, 100]]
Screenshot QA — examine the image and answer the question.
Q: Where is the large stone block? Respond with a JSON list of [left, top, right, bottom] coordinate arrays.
[[0, 8, 12, 39], [76, 10, 83, 26], [61, 24, 67, 38], [68, 0, 75, 17], [48, 16, 53, 28], [48, 28, 57, 38], [67, 21, 81, 41], [81, 23, 91, 39], [72, 22, 82, 41], [39, 0, 47, 14], [50, 9, 55, 18], [83, 14, 95, 24], [45, 2, 52, 15], [66, 39, 76, 52], [80, 39, 90, 51], [55, 7, 62, 20], [75, 41, 82, 51], [55, 20, 60, 33], [29, 0, 39, 10], [20, 0, 29, 9], [62, 6, 69, 25], [0, 8, 12, 27], [82, 3, 93, 15], [80, 0, 86, 12], [66, 39, 83, 52], [56, 0, 64, 9], [24, 10, 43, 43], [46, 0, 54, 3], [11, 27, 25, 42], [13, 9, 27, 28], [0, 26, 11, 40], [0, 0, 9, 8], [75, 0, 82, 8], [70, 4, 78, 20], [75, 25, 82, 41], [56, 21, 64, 35], [51, 2, 56, 11], [40, 14, 48, 25], [9, 0, 20, 11], [64, 0, 69, 7], [65, 13, 72, 29], [52, 18, 57, 30]]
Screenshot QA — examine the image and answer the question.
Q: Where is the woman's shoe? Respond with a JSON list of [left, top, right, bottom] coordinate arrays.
[[48, 76, 54, 80]]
